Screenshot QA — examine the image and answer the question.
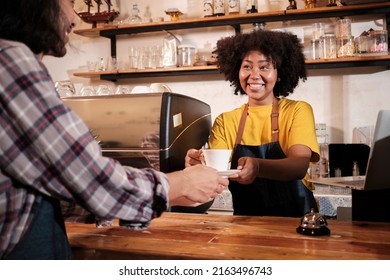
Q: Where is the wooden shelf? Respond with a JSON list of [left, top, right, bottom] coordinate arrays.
[[74, 3, 390, 37], [74, 65, 220, 80], [73, 2, 390, 81], [306, 54, 390, 69], [73, 55, 390, 81]]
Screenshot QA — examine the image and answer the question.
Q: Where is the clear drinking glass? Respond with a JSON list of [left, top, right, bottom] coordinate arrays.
[[320, 34, 337, 59], [98, 57, 108, 71], [108, 56, 119, 71], [79, 85, 95, 96], [55, 80, 76, 97], [96, 84, 113, 96], [115, 85, 131, 95], [95, 217, 114, 228], [128, 47, 139, 69], [87, 60, 97, 72], [137, 47, 146, 69], [312, 23, 324, 41], [143, 46, 152, 69]]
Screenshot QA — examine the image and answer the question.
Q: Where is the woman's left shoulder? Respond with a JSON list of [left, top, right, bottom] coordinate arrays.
[[280, 98, 313, 111]]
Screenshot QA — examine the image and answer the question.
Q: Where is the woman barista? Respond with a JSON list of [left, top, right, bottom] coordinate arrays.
[[186, 30, 320, 217], [0, 0, 228, 259]]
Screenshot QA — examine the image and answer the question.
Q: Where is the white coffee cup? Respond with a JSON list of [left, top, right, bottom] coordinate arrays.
[[150, 83, 172, 93], [202, 149, 232, 171], [131, 85, 151, 94]]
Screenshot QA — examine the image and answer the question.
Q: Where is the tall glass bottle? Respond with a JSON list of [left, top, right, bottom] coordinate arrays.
[[352, 161, 360, 176], [129, 4, 142, 23], [317, 123, 329, 178], [246, 0, 258, 13]]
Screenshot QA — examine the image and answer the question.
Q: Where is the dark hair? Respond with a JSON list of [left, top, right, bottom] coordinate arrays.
[[0, 0, 65, 56], [214, 29, 307, 97]]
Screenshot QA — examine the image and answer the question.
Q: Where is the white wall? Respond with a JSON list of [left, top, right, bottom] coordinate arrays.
[[43, 0, 390, 145]]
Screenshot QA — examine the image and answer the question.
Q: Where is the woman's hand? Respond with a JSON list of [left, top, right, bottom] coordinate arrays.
[[230, 157, 260, 184], [184, 148, 204, 167], [231, 144, 312, 184]]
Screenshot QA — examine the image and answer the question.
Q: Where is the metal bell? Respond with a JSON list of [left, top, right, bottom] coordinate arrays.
[[296, 208, 331, 236]]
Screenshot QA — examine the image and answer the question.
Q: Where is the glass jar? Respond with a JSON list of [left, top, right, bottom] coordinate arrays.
[[312, 22, 325, 41], [336, 18, 351, 38], [311, 39, 321, 59], [337, 36, 355, 57], [203, 0, 214, 17], [228, 0, 240, 14], [178, 45, 196, 67], [369, 30, 388, 55], [213, 0, 225, 16], [354, 35, 370, 56], [320, 34, 337, 59]]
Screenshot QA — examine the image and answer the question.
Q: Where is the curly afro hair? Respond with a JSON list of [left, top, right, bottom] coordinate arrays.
[[214, 29, 307, 97]]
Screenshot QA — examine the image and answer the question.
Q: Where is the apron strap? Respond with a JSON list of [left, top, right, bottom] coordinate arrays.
[[271, 97, 280, 142], [234, 98, 280, 146], [234, 103, 249, 146]]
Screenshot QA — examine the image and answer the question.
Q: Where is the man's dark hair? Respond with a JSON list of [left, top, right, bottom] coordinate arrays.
[[0, 0, 65, 56]]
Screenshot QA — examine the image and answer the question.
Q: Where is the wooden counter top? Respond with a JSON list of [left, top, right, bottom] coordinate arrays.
[[66, 212, 390, 260]]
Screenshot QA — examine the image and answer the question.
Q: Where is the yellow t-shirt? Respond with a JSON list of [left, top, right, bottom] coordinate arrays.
[[208, 98, 320, 189]]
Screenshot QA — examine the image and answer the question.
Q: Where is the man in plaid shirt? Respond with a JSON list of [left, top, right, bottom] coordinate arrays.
[[0, 0, 228, 259]]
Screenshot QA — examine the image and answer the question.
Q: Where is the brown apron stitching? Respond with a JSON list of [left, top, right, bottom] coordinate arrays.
[[271, 97, 280, 142]]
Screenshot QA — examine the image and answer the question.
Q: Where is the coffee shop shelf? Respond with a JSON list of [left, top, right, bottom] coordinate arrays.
[[73, 65, 221, 80], [73, 55, 390, 81], [73, 2, 390, 38], [73, 2, 390, 81]]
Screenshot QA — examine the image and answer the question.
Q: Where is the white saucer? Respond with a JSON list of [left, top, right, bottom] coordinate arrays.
[[217, 169, 239, 177]]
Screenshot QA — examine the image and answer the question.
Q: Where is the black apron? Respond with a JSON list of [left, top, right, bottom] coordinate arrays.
[[229, 98, 318, 217], [5, 195, 71, 260]]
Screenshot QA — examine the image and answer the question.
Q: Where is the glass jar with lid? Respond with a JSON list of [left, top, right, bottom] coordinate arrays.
[[355, 35, 371, 56], [178, 45, 196, 67], [369, 30, 388, 55]]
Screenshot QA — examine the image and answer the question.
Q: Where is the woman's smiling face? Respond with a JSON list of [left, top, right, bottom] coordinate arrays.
[[239, 50, 278, 106]]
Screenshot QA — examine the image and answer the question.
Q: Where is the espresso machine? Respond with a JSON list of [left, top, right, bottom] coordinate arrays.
[[62, 92, 212, 213]]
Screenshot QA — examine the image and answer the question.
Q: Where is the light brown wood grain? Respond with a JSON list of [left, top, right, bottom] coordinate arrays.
[[66, 212, 390, 260]]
